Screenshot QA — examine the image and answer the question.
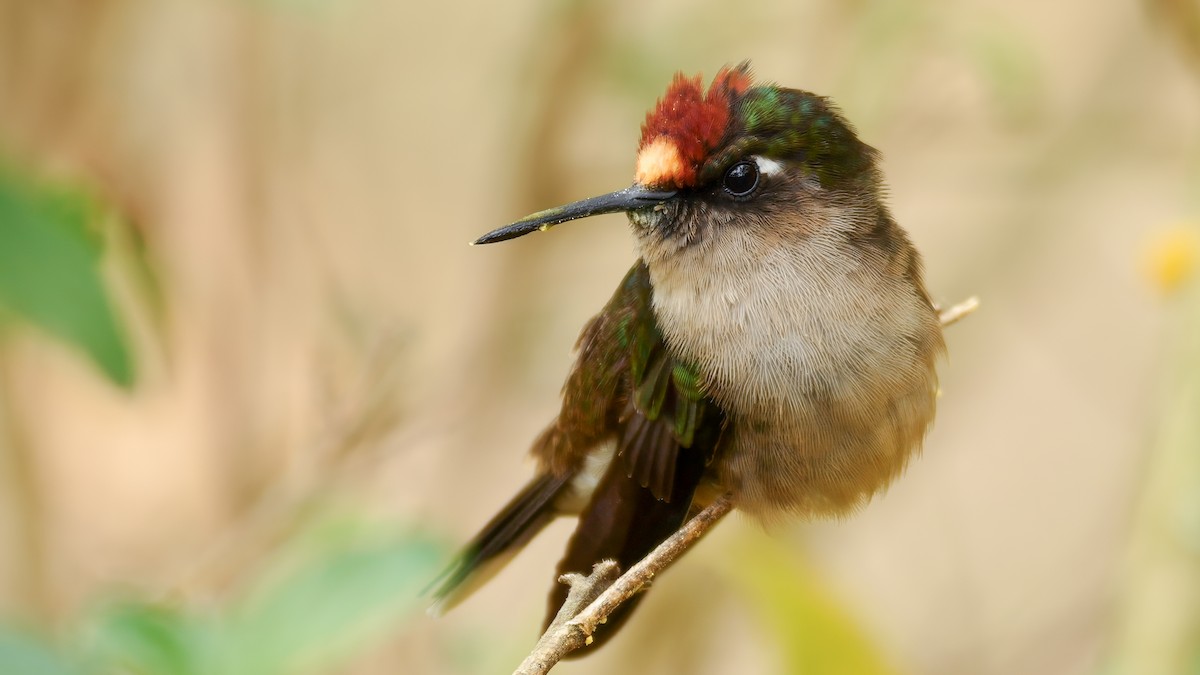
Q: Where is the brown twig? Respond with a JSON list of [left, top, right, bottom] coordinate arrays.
[[512, 297, 980, 674], [937, 296, 981, 328], [512, 496, 735, 675], [512, 561, 622, 674]]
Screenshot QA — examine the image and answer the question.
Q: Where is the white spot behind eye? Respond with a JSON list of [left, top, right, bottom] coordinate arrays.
[[753, 156, 785, 177]]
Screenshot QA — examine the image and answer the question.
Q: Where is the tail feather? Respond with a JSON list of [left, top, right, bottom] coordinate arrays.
[[547, 438, 709, 653], [429, 472, 570, 615]]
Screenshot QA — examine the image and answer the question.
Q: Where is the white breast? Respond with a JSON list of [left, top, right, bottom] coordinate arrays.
[[638, 224, 942, 517], [647, 229, 926, 414]]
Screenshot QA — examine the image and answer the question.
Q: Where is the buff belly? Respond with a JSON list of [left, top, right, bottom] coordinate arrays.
[[644, 236, 944, 518]]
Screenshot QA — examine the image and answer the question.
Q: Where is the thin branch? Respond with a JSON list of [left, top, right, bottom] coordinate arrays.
[[937, 296, 980, 327], [513, 296, 980, 674], [513, 561, 621, 674], [513, 496, 734, 675]]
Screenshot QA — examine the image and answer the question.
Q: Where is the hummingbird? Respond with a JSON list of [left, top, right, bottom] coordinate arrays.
[[431, 63, 945, 652]]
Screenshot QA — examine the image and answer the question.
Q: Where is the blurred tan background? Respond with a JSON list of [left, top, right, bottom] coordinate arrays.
[[1, 0, 1199, 673]]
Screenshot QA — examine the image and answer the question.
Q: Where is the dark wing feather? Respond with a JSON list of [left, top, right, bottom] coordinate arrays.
[[543, 261, 725, 653], [621, 348, 714, 501], [430, 261, 725, 646], [428, 472, 571, 613]]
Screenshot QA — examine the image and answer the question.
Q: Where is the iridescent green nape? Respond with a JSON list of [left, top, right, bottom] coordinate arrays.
[[699, 85, 874, 190]]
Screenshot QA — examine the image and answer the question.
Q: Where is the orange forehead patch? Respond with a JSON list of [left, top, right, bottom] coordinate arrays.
[[636, 64, 752, 188], [635, 137, 684, 187]]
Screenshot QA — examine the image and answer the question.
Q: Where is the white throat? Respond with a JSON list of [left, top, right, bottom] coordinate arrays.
[[639, 224, 931, 416]]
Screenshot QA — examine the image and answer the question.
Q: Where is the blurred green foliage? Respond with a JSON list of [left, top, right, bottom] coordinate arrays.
[[0, 166, 133, 387], [724, 532, 899, 675], [0, 631, 87, 675], [1106, 248, 1200, 674], [0, 514, 444, 675]]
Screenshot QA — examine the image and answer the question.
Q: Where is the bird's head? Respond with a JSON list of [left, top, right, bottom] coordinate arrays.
[[473, 63, 884, 254]]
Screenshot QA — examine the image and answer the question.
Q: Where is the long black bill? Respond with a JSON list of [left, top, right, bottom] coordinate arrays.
[[472, 186, 677, 245]]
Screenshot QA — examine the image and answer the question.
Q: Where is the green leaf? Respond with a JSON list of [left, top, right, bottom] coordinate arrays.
[[74, 517, 445, 675], [0, 166, 133, 387], [230, 526, 443, 675], [82, 602, 214, 675], [721, 532, 901, 675], [0, 628, 88, 675]]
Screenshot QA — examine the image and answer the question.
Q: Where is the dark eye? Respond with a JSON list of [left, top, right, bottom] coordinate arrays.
[[722, 161, 760, 198]]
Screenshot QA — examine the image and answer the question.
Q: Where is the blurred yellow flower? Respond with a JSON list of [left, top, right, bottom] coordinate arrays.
[[1144, 226, 1199, 295]]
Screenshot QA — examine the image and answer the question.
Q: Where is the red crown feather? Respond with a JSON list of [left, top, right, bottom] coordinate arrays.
[[635, 64, 752, 188]]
